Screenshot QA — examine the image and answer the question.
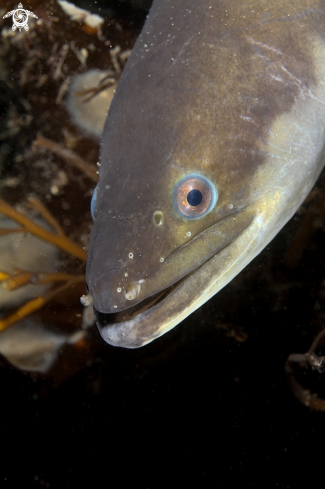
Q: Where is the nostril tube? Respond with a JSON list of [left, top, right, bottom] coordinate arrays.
[[80, 293, 93, 306], [125, 283, 141, 301]]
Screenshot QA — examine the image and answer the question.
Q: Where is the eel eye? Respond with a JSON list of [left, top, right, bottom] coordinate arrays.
[[90, 186, 98, 221], [173, 174, 217, 219]]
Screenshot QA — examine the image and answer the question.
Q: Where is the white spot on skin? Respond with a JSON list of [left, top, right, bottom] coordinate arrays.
[[124, 273, 128, 277], [117, 287, 122, 293], [187, 231, 191, 237], [228, 204, 234, 209], [240, 115, 254, 122], [128, 253, 133, 259], [160, 257, 164, 262]]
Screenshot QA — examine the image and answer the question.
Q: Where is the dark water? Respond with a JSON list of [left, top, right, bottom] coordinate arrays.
[[1, 1, 325, 487]]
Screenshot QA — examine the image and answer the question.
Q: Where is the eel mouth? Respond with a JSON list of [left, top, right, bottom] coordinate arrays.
[[93, 240, 231, 348], [94, 270, 193, 338], [91, 206, 264, 348]]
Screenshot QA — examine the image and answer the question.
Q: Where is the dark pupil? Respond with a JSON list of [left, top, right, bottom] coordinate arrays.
[[187, 189, 203, 207]]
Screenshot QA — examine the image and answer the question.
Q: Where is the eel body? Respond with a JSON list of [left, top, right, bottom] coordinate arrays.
[[86, 0, 325, 348]]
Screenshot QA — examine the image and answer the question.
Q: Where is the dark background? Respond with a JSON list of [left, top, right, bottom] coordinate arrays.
[[1, 1, 325, 487]]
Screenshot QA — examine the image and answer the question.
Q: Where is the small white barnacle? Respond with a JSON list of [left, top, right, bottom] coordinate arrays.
[[228, 203, 234, 209], [124, 272, 128, 277], [128, 252, 133, 259], [114, 305, 117, 309], [160, 257, 164, 263], [117, 287, 122, 293], [138, 279, 144, 284], [186, 231, 191, 237]]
